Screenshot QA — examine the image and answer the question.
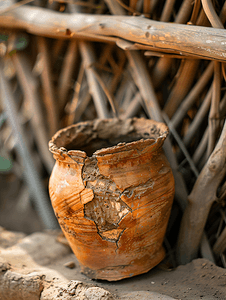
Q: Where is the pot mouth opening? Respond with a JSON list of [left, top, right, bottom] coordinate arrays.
[[49, 118, 169, 158], [65, 135, 153, 157]]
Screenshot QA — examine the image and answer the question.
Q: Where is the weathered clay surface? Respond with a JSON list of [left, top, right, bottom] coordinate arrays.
[[0, 230, 115, 300], [0, 226, 26, 248], [0, 263, 44, 300], [1, 230, 226, 299], [41, 280, 114, 300], [83, 157, 131, 242], [49, 118, 175, 280]]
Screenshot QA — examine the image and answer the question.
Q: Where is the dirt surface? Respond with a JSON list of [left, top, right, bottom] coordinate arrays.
[[0, 229, 226, 300]]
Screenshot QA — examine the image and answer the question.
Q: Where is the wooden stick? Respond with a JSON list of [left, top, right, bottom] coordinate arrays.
[[37, 37, 58, 136], [127, 50, 162, 121], [12, 53, 54, 173], [51, 39, 66, 63], [189, 0, 201, 25], [183, 85, 212, 147], [120, 92, 142, 119], [193, 91, 226, 166], [192, 127, 208, 166], [213, 226, 226, 255], [152, 0, 195, 90], [79, 41, 109, 118], [200, 232, 216, 263], [66, 63, 85, 125], [58, 40, 78, 112], [1, 5, 226, 61], [201, 0, 224, 29], [109, 48, 126, 94], [164, 59, 200, 118], [143, 0, 151, 15], [177, 120, 226, 264], [175, 0, 193, 24], [151, 57, 173, 89], [160, 0, 176, 22], [201, 0, 223, 159], [171, 61, 214, 128], [91, 67, 117, 117], [0, 66, 58, 229], [207, 61, 221, 158], [163, 113, 199, 178], [73, 90, 92, 123]]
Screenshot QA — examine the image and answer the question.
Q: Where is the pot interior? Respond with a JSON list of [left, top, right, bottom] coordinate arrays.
[[65, 135, 147, 157], [52, 118, 168, 157]]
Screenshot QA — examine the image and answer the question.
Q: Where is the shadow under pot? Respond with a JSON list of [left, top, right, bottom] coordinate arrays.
[[48, 118, 175, 281]]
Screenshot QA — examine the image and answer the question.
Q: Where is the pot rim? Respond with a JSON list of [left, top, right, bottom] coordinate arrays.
[[49, 118, 169, 162]]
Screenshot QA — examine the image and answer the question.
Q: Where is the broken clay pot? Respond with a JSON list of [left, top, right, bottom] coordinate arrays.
[[49, 118, 175, 281]]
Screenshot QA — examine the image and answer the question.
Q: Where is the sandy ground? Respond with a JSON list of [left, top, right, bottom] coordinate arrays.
[[0, 229, 226, 300]]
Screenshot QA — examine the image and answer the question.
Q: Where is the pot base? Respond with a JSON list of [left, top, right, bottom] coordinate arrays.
[[80, 246, 165, 281]]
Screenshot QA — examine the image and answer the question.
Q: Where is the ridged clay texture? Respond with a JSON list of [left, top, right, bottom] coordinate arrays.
[[49, 118, 175, 281]]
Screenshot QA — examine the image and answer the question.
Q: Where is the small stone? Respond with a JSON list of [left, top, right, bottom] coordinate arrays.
[[64, 261, 76, 269], [69, 288, 76, 295], [84, 287, 113, 300]]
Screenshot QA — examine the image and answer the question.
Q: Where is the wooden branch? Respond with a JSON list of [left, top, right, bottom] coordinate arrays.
[[73, 90, 92, 123], [107, 47, 126, 95], [1, 5, 226, 61], [177, 120, 226, 264], [65, 63, 85, 125], [160, 0, 176, 22], [213, 225, 226, 255], [183, 85, 212, 147], [193, 127, 208, 165], [0, 66, 58, 229], [151, 57, 173, 89], [127, 50, 162, 122], [12, 53, 54, 173], [164, 59, 200, 118], [189, 0, 201, 25], [174, 0, 193, 24], [207, 61, 221, 157], [193, 92, 226, 166], [201, 0, 224, 29], [51, 39, 66, 64], [37, 37, 58, 137], [91, 67, 117, 117], [171, 61, 214, 128], [120, 92, 142, 119], [79, 41, 109, 118], [143, 0, 151, 15], [151, 0, 194, 91], [201, 0, 223, 159], [200, 232, 216, 263], [163, 113, 199, 178], [58, 40, 78, 112]]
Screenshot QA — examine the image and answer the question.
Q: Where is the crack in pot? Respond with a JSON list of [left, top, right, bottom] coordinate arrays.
[[82, 156, 132, 243]]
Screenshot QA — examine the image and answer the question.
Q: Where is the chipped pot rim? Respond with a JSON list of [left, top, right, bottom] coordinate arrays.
[[49, 118, 169, 162]]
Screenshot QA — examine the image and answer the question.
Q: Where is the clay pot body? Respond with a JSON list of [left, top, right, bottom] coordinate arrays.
[[49, 118, 174, 281]]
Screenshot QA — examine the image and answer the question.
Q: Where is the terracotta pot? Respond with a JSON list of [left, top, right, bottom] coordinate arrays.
[[49, 118, 174, 281]]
